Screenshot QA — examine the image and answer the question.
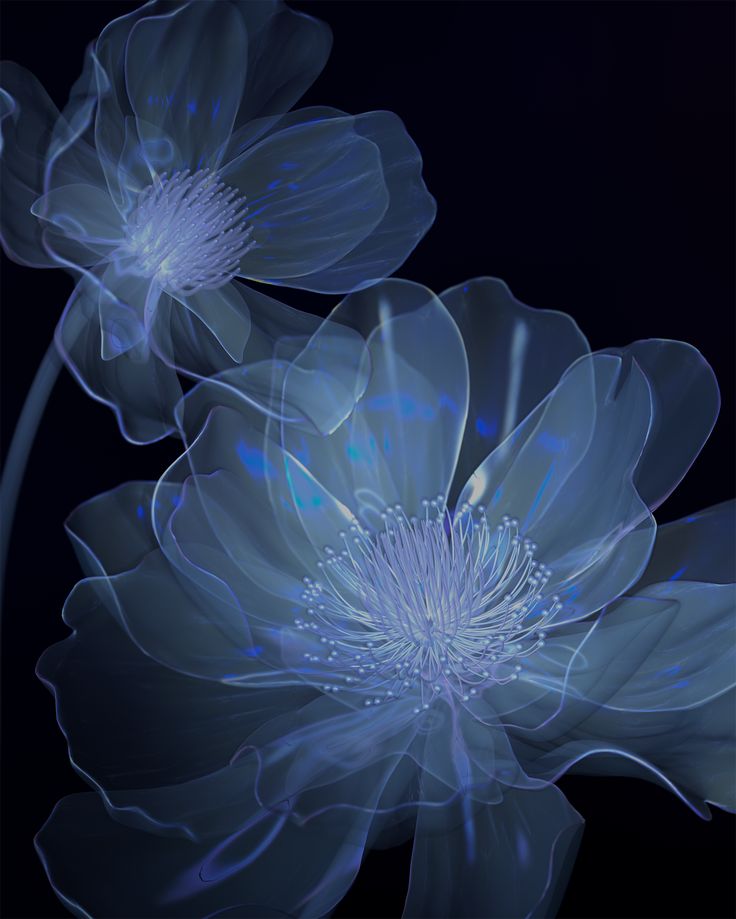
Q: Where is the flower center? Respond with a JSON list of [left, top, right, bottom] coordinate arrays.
[[299, 499, 561, 709], [124, 168, 255, 295]]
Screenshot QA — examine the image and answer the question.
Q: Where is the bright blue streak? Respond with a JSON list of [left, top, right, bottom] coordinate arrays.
[[475, 417, 498, 437], [236, 440, 274, 478], [527, 465, 554, 520]]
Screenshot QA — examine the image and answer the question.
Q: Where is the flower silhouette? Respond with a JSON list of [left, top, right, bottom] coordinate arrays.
[[0, 1, 435, 442], [36, 279, 734, 917]]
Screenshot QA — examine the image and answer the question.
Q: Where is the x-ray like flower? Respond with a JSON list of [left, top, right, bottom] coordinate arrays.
[[37, 279, 734, 917], [0, 0, 435, 442]]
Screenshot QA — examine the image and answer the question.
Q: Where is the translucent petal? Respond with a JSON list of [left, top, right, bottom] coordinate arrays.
[[635, 500, 736, 588], [280, 279, 469, 527], [0, 60, 102, 266], [410, 703, 542, 801], [265, 110, 436, 293], [224, 115, 389, 281], [56, 278, 181, 444], [503, 581, 736, 813], [225, 4, 332, 142], [36, 787, 378, 919], [62, 476, 306, 685], [459, 352, 655, 623], [404, 783, 583, 919], [124, 2, 248, 170], [65, 481, 160, 577], [603, 340, 720, 511], [38, 578, 298, 795], [30, 183, 123, 252], [92, 1, 331, 201], [96, 265, 156, 359], [173, 284, 252, 363], [171, 294, 367, 440], [439, 277, 589, 502], [152, 406, 355, 618]]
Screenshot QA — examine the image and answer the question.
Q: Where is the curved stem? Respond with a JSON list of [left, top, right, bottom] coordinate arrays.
[[1, 339, 63, 608]]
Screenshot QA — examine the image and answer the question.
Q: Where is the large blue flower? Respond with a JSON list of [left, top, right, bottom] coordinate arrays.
[[36, 279, 733, 917], [0, 0, 435, 442]]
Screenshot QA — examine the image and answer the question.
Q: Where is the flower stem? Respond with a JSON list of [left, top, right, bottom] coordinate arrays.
[[1, 340, 64, 607]]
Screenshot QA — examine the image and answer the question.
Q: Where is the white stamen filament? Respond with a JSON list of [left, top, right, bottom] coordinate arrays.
[[298, 498, 561, 710], [124, 168, 255, 295]]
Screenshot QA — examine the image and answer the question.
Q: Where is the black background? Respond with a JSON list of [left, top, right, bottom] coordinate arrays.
[[1, 2, 734, 918]]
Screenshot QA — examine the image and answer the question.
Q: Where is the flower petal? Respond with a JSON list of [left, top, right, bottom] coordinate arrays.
[[264, 110, 436, 293], [124, 2, 248, 169], [38, 578, 298, 797], [404, 783, 583, 919], [56, 278, 181, 444], [65, 481, 159, 577], [279, 279, 470, 527], [635, 500, 736, 588], [30, 183, 123, 251], [505, 581, 736, 814], [0, 60, 102, 266], [223, 4, 332, 149], [604, 340, 720, 511], [36, 787, 376, 919], [173, 283, 252, 363], [459, 351, 655, 623], [440, 277, 589, 502], [224, 114, 389, 281]]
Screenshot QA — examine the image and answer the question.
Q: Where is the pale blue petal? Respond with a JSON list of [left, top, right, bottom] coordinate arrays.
[[225, 3, 332, 142], [172, 310, 367, 440], [280, 279, 469, 527], [224, 115, 389, 281], [604, 340, 720, 511], [38, 578, 298, 797], [504, 581, 736, 814], [65, 481, 159, 577], [635, 500, 736, 588], [56, 278, 181, 444], [152, 406, 355, 619], [173, 284, 252, 363], [124, 2, 248, 170], [0, 60, 103, 266], [459, 352, 655, 624], [96, 265, 157, 359], [404, 783, 583, 919], [30, 183, 123, 252], [61, 476, 304, 685], [36, 787, 376, 919], [440, 277, 589, 502], [267, 110, 436, 293]]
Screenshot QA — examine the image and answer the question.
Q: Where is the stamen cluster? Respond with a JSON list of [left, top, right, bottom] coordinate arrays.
[[298, 498, 561, 710], [125, 168, 255, 295]]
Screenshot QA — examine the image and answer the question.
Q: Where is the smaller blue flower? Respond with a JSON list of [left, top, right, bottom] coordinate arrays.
[[35, 278, 733, 918], [1, 0, 435, 442]]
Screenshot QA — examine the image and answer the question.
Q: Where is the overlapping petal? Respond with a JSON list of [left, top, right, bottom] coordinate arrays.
[[226, 114, 389, 282], [230, 109, 437, 293], [279, 279, 469, 528], [634, 499, 735, 588], [459, 349, 656, 624], [404, 783, 583, 919], [0, 58, 102, 266], [501, 574, 736, 815], [440, 278, 590, 501]]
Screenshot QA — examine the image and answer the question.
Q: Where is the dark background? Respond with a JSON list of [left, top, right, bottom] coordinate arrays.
[[1, 1, 734, 917]]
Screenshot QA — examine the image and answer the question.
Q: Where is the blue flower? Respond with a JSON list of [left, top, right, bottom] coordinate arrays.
[[0, 1, 435, 442], [36, 279, 733, 917]]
